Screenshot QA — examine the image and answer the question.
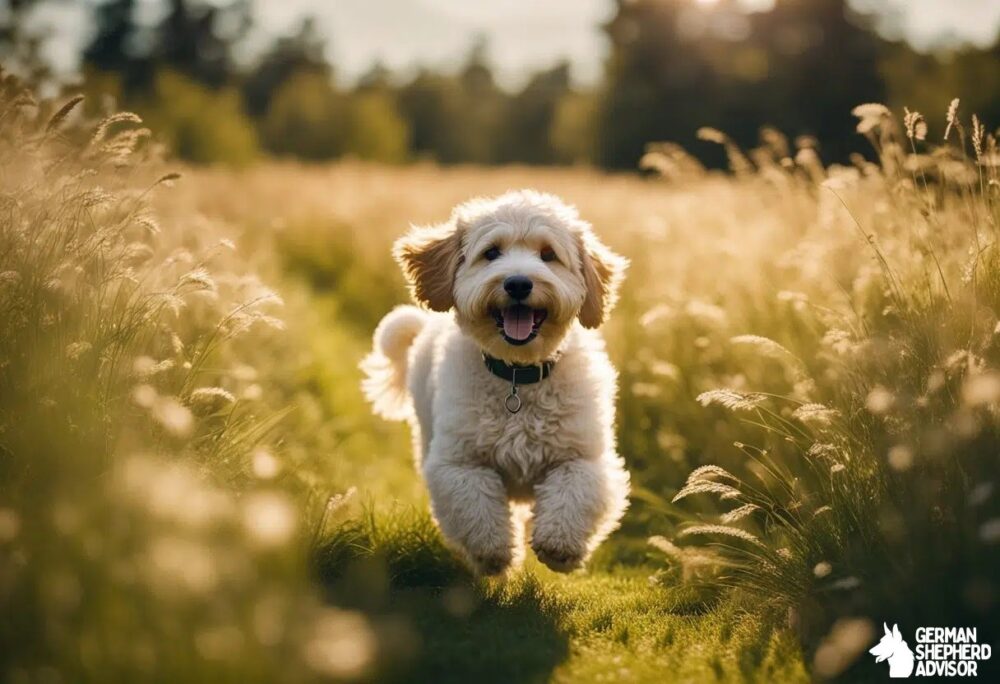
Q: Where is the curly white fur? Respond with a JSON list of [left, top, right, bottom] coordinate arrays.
[[362, 190, 630, 575]]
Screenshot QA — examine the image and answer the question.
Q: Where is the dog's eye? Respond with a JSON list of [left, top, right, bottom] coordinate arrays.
[[483, 246, 501, 261], [540, 247, 557, 263]]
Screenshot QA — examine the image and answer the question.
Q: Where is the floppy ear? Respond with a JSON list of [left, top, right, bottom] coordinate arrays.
[[393, 221, 464, 312], [577, 230, 628, 329]]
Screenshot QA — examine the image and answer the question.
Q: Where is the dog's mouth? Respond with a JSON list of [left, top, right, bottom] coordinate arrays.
[[492, 305, 547, 346]]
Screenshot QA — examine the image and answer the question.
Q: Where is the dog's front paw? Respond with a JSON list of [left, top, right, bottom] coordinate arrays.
[[470, 550, 512, 577], [532, 541, 585, 573]]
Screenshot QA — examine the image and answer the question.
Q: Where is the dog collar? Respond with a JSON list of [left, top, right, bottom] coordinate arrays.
[[482, 353, 556, 414]]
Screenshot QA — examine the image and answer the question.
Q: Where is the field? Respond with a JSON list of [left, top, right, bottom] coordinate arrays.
[[2, 82, 999, 682]]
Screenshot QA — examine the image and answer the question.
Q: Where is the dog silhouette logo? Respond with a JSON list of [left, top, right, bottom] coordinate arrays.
[[870, 623, 915, 678]]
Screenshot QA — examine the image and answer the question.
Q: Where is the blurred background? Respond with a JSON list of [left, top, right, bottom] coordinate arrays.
[[2, 0, 999, 169]]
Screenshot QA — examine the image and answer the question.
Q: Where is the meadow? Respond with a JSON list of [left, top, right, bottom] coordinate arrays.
[[2, 69, 998, 682]]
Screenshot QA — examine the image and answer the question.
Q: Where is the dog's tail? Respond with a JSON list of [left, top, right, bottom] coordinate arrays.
[[360, 305, 427, 420]]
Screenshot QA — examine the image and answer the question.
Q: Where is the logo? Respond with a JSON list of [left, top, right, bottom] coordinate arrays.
[[870, 623, 914, 678], [870, 623, 992, 678]]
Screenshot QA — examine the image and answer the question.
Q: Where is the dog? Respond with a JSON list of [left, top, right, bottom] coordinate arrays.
[[361, 190, 630, 575], [869, 623, 915, 678]]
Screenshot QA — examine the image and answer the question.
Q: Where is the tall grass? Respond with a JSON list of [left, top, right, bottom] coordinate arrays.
[[0, 70, 378, 682], [5, 66, 999, 682], [643, 102, 1000, 677]]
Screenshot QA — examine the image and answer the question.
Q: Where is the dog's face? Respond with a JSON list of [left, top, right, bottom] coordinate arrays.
[[394, 191, 626, 364], [869, 623, 908, 663]]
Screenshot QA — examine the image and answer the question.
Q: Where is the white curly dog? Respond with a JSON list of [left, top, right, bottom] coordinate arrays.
[[361, 190, 630, 575]]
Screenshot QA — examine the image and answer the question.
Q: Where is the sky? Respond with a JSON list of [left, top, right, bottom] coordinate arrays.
[[20, 0, 1000, 89]]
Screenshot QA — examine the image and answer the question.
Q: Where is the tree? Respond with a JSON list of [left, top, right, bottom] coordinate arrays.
[[497, 62, 572, 164], [243, 17, 329, 117], [597, 0, 887, 169], [83, 0, 252, 95]]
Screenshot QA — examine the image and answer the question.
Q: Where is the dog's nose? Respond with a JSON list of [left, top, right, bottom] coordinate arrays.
[[503, 275, 533, 301]]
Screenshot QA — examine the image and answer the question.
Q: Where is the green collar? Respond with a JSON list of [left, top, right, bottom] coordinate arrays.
[[482, 354, 556, 384], [482, 353, 557, 414]]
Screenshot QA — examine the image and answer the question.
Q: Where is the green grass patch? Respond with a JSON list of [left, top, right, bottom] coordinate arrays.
[[315, 507, 808, 683]]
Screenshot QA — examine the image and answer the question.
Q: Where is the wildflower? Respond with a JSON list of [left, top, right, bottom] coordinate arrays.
[[133, 356, 174, 379], [697, 389, 767, 411], [808, 443, 840, 460], [678, 524, 763, 546], [944, 98, 960, 141], [830, 463, 846, 474], [179, 268, 217, 292], [188, 387, 236, 414], [672, 480, 742, 503], [720, 503, 759, 523], [155, 172, 181, 187], [972, 114, 985, 159], [65, 341, 92, 360], [814, 561, 832, 578], [696, 127, 727, 144], [90, 111, 143, 145], [45, 94, 84, 133], [903, 107, 927, 142], [823, 328, 855, 355], [791, 403, 841, 425], [851, 103, 890, 134], [687, 465, 740, 483], [136, 214, 161, 234]]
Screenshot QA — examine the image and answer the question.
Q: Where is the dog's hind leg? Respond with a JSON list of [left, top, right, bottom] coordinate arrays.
[[423, 459, 516, 576], [530, 455, 630, 572]]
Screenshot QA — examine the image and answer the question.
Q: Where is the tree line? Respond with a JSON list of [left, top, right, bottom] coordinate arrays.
[[2, 0, 997, 169]]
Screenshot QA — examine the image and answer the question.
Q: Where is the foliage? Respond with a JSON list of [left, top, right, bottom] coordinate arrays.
[[0, 70, 369, 682], [139, 70, 259, 165], [641, 101, 1000, 679], [8, 0, 1000, 169]]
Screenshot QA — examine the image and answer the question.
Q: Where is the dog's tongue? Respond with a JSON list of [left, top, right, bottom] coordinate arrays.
[[503, 305, 534, 341]]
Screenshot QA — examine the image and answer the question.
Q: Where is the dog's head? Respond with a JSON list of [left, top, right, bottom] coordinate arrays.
[[869, 623, 909, 663], [394, 190, 626, 363]]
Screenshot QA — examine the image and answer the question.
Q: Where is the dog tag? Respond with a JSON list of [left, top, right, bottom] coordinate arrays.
[[504, 391, 522, 414]]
